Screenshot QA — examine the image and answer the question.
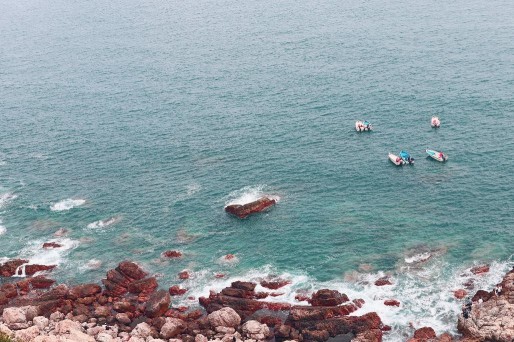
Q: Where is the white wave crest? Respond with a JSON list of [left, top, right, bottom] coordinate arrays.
[[405, 252, 432, 264], [0, 225, 5, 235], [50, 198, 86, 211], [225, 185, 280, 206], [0, 192, 17, 208], [86, 216, 121, 229]]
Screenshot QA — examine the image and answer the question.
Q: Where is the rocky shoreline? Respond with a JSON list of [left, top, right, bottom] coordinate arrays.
[[1, 258, 513, 342]]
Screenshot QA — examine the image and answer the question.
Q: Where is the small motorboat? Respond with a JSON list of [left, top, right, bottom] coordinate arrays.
[[388, 153, 405, 166], [426, 149, 448, 162], [355, 120, 372, 132], [399, 150, 414, 165], [431, 116, 441, 128]]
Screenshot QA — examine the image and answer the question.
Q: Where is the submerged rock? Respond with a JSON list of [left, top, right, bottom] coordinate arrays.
[[225, 197, 276, 219]]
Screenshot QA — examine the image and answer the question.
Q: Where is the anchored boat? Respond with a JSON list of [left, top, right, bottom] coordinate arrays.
[[355, 120, 372, 132], [431, 116, 441, 128], [400, 150, 414, 165], [426, 149, 447, 162], [388, 153, 405, 166]]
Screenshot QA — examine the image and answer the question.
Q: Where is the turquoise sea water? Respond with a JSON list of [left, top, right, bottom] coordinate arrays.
[[1, 0, 513, 339]]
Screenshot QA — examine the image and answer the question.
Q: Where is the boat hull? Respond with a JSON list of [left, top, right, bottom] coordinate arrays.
[[431, 116, 441, 128], [388, 153, 404, 166], [426, 149, 447, 162], [355, 121, 372, 132]]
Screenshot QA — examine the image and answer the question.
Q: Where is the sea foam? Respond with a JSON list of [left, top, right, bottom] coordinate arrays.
[[225, 185, 280, 206], [50, 198, 86, 211], [87, 216, 121, 229]]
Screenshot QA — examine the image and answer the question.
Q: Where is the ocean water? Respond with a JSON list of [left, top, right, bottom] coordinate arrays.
[[1, 0, 513, 339]]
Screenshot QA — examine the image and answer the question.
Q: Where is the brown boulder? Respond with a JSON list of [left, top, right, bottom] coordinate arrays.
[[128, 277, 158, 294], [24, 264, 57, 276], [144, 290, 170, 318], [69, 283, 102, 299], [102, 279, 128, 297], [178, 271, 190, 280], [375, 276, 393, 286], [311, 289, 349, 306], [1, 283, 18, 298], [116, 261, 148, 281], [106, 269, 132, 287], [414, 327, 436, 339], [231, 281, 256, 291], [225, 197, 276, 219], [454, 289, 468, 299], [30, 276, 55, 289]]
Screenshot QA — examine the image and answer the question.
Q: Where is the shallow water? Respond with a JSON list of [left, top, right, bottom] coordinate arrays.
[[1, 0, 513, 339]]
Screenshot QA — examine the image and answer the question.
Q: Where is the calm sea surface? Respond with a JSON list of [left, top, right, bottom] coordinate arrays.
[[1, 0, 513, 339]]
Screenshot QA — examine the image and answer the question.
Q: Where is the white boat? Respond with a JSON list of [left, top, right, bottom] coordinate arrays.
[[426, 149, 447, 162], [431, 116, 441, 128], [388, 153, 405, 166], [355, 120, 372, 132]]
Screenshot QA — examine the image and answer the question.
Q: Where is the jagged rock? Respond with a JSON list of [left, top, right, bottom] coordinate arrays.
[[242, 320, 271, 340], [310, 289, 349, 306], [130, 322, 152, 339], [454, 289, 467, 299], [231, 281, 256, 291], [116, 313, 131, 324], [384, 299, 400, 307], [33, 316, 49, 330], [169, 285, 187, 296], [2, 307, 27, 329], [470, 265, 490, 275], [208, 307, 241, 328], [42, 242, 62, 249], [14, 326, 40, 342], [128, 277, 158, 294], [375, 276, 392, 286], [94, 306, 111, 317], [144, 290, 170, 318], [225, 197, 276, 219], [260, 279, 291, 290], [30, 276, 56, 289], [0, 259, 28, 277], [49, 311, 65, 322], [1, 283, 18, 298], [116, 261, 148, 281], [160, 317, 185, 339], [162, 250, 182, 258], [413, 327, 436, 339]]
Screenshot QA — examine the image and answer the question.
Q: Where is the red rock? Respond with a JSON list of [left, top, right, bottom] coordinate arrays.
[[295, 293, 311, 302], [311, 289, 349, 306], [224, 254, 235, 260], [414, 327, 436, 339], [102, 279, 128, 297], [69, 283, 102, 298], [0, 292, 8, 305], [128, 277, 158, 294], [0, 283, 18, 298], [169, 285, 187, 296], [113, 301, 136, 313], [106, 269, 132, 287], [177, 306, 188, 312], [30, 276, 55, 289], [470, 265, 490, 275], [353, 298, 365, 308], [303, 329, 330, 341], [116, 261, 148, 281], [270, 292, 284, 297], [258, 315, 283, 327], [261, 279, 291, 290], [24, 264, 57, 276], [454, 289, 467, 299], [384, 299, 400, 307], [178, 271, 190, 280], [188, 296, 195, 300], [0, 259, 29, 277], [42, 242, 62, 249], [255, 292, 269, 299], [187, 309, 203, 320], [382, 325, 392, 331], [16, 278, 32, 293], [215, 273, 225, 278], [144, 289, 170, 318], [162, 250, 182, 258], [221, 287, 256, 299], [224, 197, 277, 219], [375, 276, 393, 286], [463, 279, 475, 290]]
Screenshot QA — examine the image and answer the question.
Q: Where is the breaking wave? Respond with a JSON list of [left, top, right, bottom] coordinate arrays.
[[225, 185, 280, 206], [50, 198, 86, 211]]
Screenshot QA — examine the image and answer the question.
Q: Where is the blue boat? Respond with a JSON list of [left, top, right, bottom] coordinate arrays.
[[426, 149, 448, 162], [399, 150, 414, 165]]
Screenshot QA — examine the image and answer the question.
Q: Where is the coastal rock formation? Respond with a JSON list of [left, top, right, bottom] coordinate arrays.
[[458, 268, 514, 341], [225, 197, 276, 218]]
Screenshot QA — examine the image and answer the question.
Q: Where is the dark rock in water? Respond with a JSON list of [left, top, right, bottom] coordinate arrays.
[[102, 279, 128, 297], [383, 299, 400, 307], [178, 271, 190, 280], [311, 289, 349, 307], [470, 265, 490, 275], [24, 264, 56, 276], [144, 289, 170, 318], [0, 259, 29, 277], [42, 242, 62, 249], [106, 269, 132, 287], [231, 281, 256, 292], [374, 276, 393, 286], [454, 289, 468, 299], [116, 261, 148, 281], [162, 250, 182, 258], [261, 279, 291, 290], [225, 197, 276, 219], [413, 326, 436, 339]]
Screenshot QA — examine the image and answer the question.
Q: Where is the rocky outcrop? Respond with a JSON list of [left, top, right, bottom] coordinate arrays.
[[207, 307, 241, 328], [225, 197, 276, 218], [458, 268, 514, 341], [310, 289, 349, 306]]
